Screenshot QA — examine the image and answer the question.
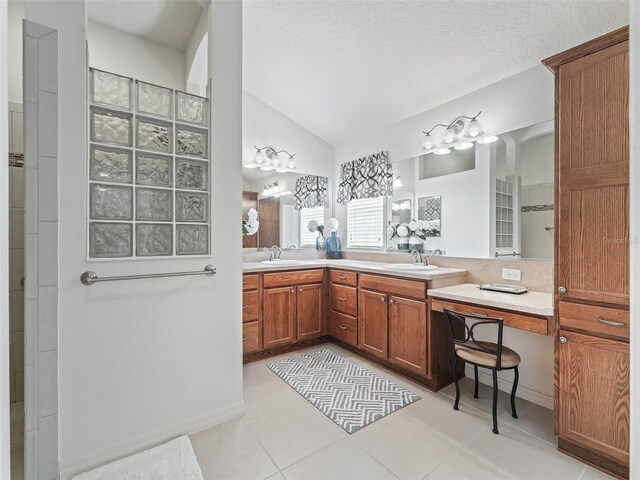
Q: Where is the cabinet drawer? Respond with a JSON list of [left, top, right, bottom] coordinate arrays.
[[331, 284, 358, 316], [559, 302, 629, 340], [243, 274, 259, 291], [263, 269, 324, 288], [431, 298, 549, 335], [242, 290, 259, 323], [328, 311, 358, 347], [330, 269, 358, 287], [360, 274, 426, 300], [242, 321, 260, 354]]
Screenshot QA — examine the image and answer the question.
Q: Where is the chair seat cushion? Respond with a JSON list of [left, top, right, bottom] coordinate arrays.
[[455, 341, 521, 368]]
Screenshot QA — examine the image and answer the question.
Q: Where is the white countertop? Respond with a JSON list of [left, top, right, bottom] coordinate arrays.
[[242, 259, 467, 282], [427, 283, 554, 317]]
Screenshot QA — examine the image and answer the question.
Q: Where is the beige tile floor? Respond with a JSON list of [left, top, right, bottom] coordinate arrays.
[[190, 344, 615, 480], [10, 402, 24, 480]]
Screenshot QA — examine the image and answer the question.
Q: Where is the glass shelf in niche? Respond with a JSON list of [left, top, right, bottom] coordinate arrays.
[[136, 223, 173, 256], [90, 144, 133, 184], [136, 80, 173, 119], [176, 224, 209, 255], [176, 91, 208, 126], [135, 152, 173, 188], [90, 68, 133, 111], [90, 107, 133, 147], [135, 188, 173, 222], [136, 116, 173, 153], [176, 157, 208, 191], [89, 183, 133, 220], [176, 124, 208, 158], [90, 222, 133, 258], [176, 191, 208, 223]]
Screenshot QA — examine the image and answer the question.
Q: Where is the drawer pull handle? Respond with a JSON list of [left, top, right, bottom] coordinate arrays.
[[389, 299, 395, 305], [242, 305, 248, 310], [472, 312, 488, 317], [338, 324, 347, 330], [290, 289, 295, 294], [597, 318, 626, 327], [338, 275, 347, 280], [242, 281, 247, 284], [338, 297, 347, 302], [299, 288, 303, 293], [242, 336, 247, 342]]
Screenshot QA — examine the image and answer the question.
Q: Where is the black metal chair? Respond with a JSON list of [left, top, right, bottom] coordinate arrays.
[[443, 307, 521, 434]]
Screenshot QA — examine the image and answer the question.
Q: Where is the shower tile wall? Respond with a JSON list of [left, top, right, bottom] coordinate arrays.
[[520, 182, 554, 260]]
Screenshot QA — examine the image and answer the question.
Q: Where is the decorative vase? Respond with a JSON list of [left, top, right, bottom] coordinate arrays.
[[397, 236, 410, 251], [326, 231, 343, 259], [409, 234, 423, 252], [316, 232, 325, 251]]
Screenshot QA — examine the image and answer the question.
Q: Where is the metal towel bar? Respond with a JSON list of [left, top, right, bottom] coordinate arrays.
[[80, 264, 216, 285]]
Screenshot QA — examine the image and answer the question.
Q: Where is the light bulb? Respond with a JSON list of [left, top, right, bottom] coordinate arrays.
[[254, 150, 266, 164], [442, 127, 457, 144], [271, 156, 281, 167], [466, 119, 484, 138], [433, 148, 451, 155], [454, 142, 474, 150], [477, 135, 499, 144], [393, 176, 403, 188], [421, 134, 435, 150], [272, 184, 280, 194], [287, 158, 296, 169]]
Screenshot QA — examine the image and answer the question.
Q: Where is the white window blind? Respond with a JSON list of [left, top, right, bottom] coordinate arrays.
[[300, 206, 325, 247], [347, 197, 384, 248]]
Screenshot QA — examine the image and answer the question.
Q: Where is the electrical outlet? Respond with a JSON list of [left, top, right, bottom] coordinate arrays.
[[502, 268, 522, 281]]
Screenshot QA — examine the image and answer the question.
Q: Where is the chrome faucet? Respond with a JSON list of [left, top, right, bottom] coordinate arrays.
[[263, 247, 274, 261], [271, 245, 283, 260], [432, 249, 443, 256], [410, 250, 424, 265]]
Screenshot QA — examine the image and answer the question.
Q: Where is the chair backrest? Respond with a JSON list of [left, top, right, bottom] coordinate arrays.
[[443, 308, 505, 369]]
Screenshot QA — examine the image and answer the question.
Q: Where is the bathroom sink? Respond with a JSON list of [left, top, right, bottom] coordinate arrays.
[[383, 264, 438, 271], [260, 260, 306, 265]]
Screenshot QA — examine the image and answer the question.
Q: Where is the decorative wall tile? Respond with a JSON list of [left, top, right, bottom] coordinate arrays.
[[136, 117, 172, 153], [136, 224, 173, 256], [176, 157, 208, 191], [137, 81, 172, 118], [89, 223, 133, 258], [176, 125, 207, 158], [136, 153, 172, 187], [136, 188, 173, 221], [90, 107, 132, 147], [176, 191, 208, 222], [90, 145, 133, 183], [176, 91, 208, 126], [176, 225, 208, 255], [90, 184, 133, 220], [91, 69, 132, 110]]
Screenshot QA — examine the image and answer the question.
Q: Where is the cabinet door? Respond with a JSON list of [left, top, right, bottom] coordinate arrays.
[[389, 296, 427, 375], [263, 286, 296, 348], [358, 289, 388, 358], [297, 283, 323, 340], [557, 41, 629, 307], [558, 330, 629, 465]]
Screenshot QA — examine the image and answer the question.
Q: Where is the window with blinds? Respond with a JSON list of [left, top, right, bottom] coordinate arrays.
[[300, 206, 325, 247], [347, 196, 384, 248]]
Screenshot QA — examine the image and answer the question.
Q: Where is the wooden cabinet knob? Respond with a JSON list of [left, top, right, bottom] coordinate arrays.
[[338, 324, 347, 330], [242, 336, 247, 342], [380, 296, 386, 302], [242, 305, 248, 310]]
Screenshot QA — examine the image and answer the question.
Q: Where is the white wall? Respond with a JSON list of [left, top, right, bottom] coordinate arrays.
[[25, 1, 243, 477], [629, 2, 639, 477], [8, 0, 24, 105], [185, 9, 207, 96], [520, 133, 554, 186], [87, 20, 186, 91], [243, 91, 335, 178]]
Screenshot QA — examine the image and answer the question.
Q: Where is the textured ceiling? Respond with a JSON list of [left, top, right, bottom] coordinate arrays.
[[87, 0, 202, 50], [244, 0, 628, 146]]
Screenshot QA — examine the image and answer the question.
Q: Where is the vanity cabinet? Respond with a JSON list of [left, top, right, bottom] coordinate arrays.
[[389, 296, 427, 375], [297, 283, 323, 340], [263, 286, 297, 348], [544, 26, 630, 478], [242, 274, 262, 354], [358, 289, 389, 358]]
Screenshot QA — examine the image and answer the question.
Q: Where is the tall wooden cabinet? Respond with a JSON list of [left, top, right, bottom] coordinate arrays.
[[543, 26, 630, 479]]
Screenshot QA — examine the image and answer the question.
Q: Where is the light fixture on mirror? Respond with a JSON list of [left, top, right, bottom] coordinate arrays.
[[262, 181, 291, 198], [243, 145, 298, 171], [393, 174, 403, 188], [420, 111, 497, 155]]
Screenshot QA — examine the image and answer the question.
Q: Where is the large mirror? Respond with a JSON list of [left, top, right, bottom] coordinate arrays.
[[389, 120, 554, 260], [242, 169, 332, 249]]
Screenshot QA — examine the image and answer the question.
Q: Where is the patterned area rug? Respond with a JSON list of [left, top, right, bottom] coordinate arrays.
[[267, 349, 421, 434]]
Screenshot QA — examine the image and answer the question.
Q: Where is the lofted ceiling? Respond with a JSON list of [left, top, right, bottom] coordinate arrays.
[[87, 0, 203, 50], [243, 0, 628, 147]]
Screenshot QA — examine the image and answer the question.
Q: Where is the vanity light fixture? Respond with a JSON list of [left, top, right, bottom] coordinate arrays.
[[465, 113, 485, 138], [393, 175, 403, 188], [420, 111, 496, 154], [477, 135, 499, 144], [262, 181, 291, 198], [244, 145, 298, 171]]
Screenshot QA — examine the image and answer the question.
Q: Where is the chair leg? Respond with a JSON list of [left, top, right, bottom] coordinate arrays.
[[452, 354, 460, 411], [492, 369, 499, 434], [510, 366, 519, 419], [473, 365, 479, 399]]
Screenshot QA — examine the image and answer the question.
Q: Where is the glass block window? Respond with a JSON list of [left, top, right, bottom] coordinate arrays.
[[495, 179, 514, 249], [88, 68, 210, 258]]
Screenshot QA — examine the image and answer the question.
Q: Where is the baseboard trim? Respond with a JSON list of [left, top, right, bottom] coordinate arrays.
[[465, 365, 553, 410], [59, 401, 245, 479]]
